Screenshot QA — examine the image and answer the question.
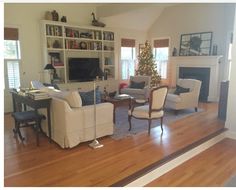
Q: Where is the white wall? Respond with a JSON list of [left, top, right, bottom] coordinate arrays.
[[4, 3, 97, 87], [4, 3, 147, 112], [148, 3, 235, 82], [226, 5, 236, 134]]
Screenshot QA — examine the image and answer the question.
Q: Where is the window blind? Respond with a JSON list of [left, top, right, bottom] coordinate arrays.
[[121, 38, 135, 47], [153, 39, 169, 48], [4, 27, 19, 40], [7, 61, 20, 89]]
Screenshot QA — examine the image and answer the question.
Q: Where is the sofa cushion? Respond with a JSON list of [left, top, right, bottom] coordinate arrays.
[[79, 88, 101, 106], [174, 85, 190, 95], [129, 81, 145, 89], [63, 90, 82, 108]]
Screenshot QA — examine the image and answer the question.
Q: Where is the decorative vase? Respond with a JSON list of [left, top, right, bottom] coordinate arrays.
[[61, 16, 67, 22], [51, 10, 59, 21], [45, 11, 52, 20]]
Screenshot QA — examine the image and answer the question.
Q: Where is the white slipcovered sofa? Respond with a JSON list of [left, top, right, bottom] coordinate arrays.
[[40, 89, 114, 148]]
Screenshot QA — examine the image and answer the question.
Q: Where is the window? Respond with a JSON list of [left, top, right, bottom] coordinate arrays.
[[4, 27, 21, 89], [153, 39, 169, 79], [121, 38, 136, 80]]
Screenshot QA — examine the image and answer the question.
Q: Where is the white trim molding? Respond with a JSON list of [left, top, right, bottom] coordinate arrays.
[[126, 132, 226, 187], [169, 55, 222, 102]]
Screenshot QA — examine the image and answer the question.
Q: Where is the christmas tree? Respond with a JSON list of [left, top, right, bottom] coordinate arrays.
[[136, 41, 161, 87]]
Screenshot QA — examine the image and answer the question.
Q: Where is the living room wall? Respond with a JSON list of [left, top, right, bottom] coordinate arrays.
[[148, 3, 235, 83], [4, 3, 147, 112], [226, 5, 236, 135]]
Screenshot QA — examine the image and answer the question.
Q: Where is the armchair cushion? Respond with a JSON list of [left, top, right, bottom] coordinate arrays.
[[128, 105, 164, 119], [129, 81, 145, 89], [174, 85, 190, 95], [166, 93, 181, 103]]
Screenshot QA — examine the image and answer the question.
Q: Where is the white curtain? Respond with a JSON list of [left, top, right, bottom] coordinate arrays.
[[121, 59, 136, 80]]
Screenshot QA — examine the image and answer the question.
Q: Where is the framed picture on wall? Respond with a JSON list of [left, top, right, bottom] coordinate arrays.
[[179, 32, 213, 56], [139, 44, 145, 55]]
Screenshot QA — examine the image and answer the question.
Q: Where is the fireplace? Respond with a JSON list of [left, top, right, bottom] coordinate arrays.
[[179, 67, 210, 102], [169, 56, 222, 102]]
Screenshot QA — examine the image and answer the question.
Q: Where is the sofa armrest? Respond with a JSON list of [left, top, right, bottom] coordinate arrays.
[[80, 102, 114, 127]]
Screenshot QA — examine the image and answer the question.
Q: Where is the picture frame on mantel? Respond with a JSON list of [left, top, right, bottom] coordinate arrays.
[[179, 32, 213, 56]]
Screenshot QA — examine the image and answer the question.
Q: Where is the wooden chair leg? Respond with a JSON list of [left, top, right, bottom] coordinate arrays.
[[36, 121, 40, 146], [13, 120, 18, 137], [128, 115, 132, 131], [148, 119, 152, 135], [17, 122, 25, 142], [160, 117, 163, 132]]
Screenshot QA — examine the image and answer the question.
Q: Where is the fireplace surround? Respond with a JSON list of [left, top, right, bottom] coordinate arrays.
[[170, 56, 222, 102]]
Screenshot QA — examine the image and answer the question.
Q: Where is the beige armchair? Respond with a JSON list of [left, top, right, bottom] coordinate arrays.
[[120, 75, 151, 101], [128, 86, 168, 134], [165, 79, 202, 113]]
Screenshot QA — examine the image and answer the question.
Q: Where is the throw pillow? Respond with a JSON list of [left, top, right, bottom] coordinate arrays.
[[79, 88, 101, 106], [129, 81, 145, 89], [64, 90, 82, 108], [174, 85, 190, 95]]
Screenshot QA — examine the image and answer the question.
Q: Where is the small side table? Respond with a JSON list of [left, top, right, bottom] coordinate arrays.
[[102, 96, 134, 124]]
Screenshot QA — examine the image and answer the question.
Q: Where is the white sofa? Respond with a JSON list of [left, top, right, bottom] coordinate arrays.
[[165, 79, 202, 112], [40, 89, 114, 148]]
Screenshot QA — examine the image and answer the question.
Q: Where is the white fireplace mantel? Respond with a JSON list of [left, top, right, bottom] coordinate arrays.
[[169, 56, 222, 102]]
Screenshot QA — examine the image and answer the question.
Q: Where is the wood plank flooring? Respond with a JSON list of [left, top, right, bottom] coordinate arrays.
[[4, 103, 226, 186], [146, 138, 236, 187]]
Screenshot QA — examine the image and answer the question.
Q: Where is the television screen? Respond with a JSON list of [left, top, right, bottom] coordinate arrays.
[[68, 58, 100, 82]]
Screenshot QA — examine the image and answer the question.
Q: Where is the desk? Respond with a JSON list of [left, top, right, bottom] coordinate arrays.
[[11, 91, 52, 143]]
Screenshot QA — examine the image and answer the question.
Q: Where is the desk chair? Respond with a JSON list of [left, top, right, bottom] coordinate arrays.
[[11, 91, 46, 146]]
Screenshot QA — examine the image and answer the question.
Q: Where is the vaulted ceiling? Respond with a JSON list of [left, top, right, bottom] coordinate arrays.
[[96, 3, 176, 31]]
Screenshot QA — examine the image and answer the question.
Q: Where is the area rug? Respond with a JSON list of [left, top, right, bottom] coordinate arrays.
[[112, 106, 203, 140], [224, 175, 236, 187]]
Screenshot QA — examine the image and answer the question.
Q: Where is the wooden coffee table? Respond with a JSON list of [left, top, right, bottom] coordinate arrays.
[[103, 96, 134, 124]]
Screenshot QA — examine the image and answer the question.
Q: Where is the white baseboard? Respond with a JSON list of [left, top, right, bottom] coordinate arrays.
[[226, 130, 236, 140], [126, 132, 226, 187]]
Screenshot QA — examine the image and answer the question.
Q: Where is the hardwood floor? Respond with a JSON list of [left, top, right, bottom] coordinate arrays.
[[146, 138, 236, 187], [4, 103, 226, 186]]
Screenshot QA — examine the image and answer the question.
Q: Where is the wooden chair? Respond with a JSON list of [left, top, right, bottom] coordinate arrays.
[[128, 86, 168, 134], [11, 91, 46, 146], [12, 111, 45, 146]]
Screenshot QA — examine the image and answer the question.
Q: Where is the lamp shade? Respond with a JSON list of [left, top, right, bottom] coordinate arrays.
[[44, 64, 55, 70], [89, 67, 104, 78]]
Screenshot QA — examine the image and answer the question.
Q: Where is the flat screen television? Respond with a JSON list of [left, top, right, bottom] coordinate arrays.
[[68, 58, 100, 82]]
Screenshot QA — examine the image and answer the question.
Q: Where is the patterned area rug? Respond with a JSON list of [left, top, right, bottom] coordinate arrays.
[[112, 106, 203, 140]]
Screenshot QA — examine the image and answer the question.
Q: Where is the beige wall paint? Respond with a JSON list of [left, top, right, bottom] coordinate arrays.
[[148, 4, 235, 82], [4, 3, 147, 112], [4, 3, 96, 87], [226, 5, 236, 133]]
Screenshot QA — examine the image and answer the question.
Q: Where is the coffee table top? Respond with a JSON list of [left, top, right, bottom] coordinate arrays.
[[103, 95, 133, 103]]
